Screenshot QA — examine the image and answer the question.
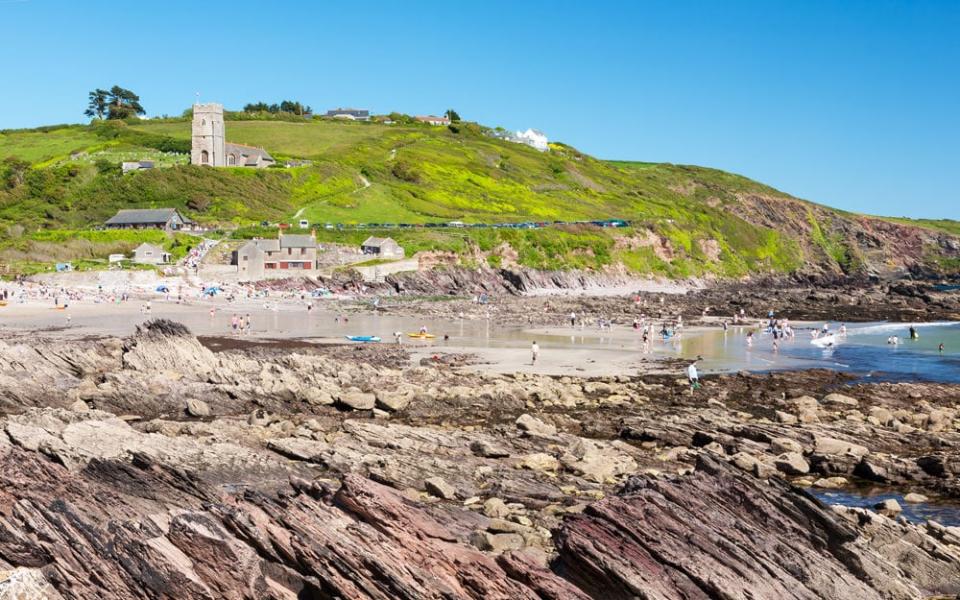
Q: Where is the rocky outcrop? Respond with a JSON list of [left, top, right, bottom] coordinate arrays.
[[555, 456, 960, 600], [2, 323, 960, 598]]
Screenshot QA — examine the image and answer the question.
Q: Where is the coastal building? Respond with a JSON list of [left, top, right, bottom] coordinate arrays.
[[325, 108, 370, 121], [104, 208, 194, 232], [489, 128, 550, 152], [515, 129, 549, 152], [191, 103, 276, 168], [235, 231, 318, 278], [121, 160, 155, 174], [361, 236, 405, 259], [415, 115, 451, 126], [132, 243, 171, 265]]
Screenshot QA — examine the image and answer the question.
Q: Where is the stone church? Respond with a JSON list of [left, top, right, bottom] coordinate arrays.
[[190, 103, 275, 168]]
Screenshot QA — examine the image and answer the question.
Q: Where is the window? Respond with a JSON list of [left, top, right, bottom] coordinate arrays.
[[201, 150, 209, 164], [228, 154, 236, 166], [201, 119, 206, 126]]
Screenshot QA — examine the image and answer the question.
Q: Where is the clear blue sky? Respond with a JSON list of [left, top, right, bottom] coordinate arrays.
[[2, 0, 957, 219]]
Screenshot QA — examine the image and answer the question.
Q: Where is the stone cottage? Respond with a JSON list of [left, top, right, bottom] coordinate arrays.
[[235, 232, 318, 278]]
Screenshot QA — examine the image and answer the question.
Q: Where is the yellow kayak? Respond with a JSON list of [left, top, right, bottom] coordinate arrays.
[[408, 333, 436, 339]]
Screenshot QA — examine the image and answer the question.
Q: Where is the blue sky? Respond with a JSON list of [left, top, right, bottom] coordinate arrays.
[[2, 0, 957, 219]]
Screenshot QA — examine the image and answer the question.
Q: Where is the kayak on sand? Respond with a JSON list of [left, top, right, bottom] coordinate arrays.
[[408, 333, 437, 339], [345, 335, 381, 343]]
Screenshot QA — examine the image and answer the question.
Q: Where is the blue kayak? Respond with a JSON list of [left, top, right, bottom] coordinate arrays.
[[345, 335, 381, 343]]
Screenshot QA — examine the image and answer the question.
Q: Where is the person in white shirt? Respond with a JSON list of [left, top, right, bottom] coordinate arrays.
[[531, 341, 540, 365], [688, 356, 702, 392]]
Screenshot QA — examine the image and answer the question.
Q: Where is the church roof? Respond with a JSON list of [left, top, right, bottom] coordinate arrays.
[[225, 142, 274, 161]]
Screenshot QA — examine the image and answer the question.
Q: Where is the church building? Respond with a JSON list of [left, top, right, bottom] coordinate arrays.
[[190, 103, 276, 168]]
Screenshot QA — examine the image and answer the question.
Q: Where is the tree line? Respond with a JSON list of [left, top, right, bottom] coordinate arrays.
[[242, 100, 312, 116]]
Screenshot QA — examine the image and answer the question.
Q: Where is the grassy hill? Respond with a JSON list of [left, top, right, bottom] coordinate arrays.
[[1, 115, 957, 278]]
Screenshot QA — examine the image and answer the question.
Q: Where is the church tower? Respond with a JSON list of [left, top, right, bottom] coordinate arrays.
[[191, 103, 225, 166]]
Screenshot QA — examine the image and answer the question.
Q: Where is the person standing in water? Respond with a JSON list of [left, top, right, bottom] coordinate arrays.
[[531, 341, 540, 365], [909, 325, 919, 340], [687, 357, 702, 392], [939, 343, 945, 353]]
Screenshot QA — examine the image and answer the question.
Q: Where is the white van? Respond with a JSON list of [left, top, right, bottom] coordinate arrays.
[[298, 219, 309, 228]]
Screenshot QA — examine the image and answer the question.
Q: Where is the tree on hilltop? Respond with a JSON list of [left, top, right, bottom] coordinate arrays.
[[86, 86, 145, 120], [84, 89, 109, 120], [106, 86, 145, 119], [445, 109, 461, 122]]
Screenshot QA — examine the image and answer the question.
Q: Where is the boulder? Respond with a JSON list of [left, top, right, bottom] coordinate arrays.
[[483, 497, 511, 519], [515, 414, 557, 437], [375, 390, 411, 412], [813, 436, 869, 458], [185, 398, 210, 418], [470, 440, 511, 458], [822, 393, 858, 407], [69, 399, 90, 412], [812, 477, 848, 489], [774, 452, 810, 476], [302, 388, 334, 406], [770, 438, 803, 454], [788, 396, 819, 411], [519, 453, 559, 473], [729, 452, 759, 473], [339, 391, 376, 411], [874, 498, 902, 516], [469, 530, 524, 553], [775, 411, 798, 425], [424, 476, 457, 500], [903, 493, 928, 503]]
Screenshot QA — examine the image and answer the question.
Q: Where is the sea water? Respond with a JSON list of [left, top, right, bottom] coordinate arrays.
[[779, 321, 960, 383]]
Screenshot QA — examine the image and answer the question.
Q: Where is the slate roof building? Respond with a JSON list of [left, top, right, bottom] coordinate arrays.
[[325, 108, 370, 121], [235, 232, 318, 279], [121, 160, 155, 174], [104, 208, 194, 232], [361, 236, 405, 259]]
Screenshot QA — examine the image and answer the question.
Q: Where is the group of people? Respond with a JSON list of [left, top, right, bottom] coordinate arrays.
[[230, 313, 253, 335]]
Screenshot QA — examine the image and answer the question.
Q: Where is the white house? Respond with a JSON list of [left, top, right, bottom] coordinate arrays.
[[415, 115, 451, 126], [515, 128, 549, 152]]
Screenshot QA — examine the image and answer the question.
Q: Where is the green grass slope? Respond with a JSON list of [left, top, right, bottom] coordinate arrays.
[[0, 116, 956, 278]]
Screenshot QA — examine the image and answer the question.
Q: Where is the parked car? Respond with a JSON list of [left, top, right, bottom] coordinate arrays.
[[298, 219, 309, 228]]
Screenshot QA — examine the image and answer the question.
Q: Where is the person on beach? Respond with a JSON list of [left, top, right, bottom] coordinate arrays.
[[531, 341, 540, 365], [419, 325, 428, 335], [231, 314, 238, 334], [940, 343, 945, 353], [394, 331, 403, 344], [746, 331, 754, 347], [909, 325, 919, 340], [687, 357, 702, 392], [840, 323, 847, 336], [244, 314, 251, 335], [569, 312, 577, 327]]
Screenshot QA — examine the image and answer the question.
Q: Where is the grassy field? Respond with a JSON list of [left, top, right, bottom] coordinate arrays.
[[0, 126, 105, 163], [0, 116, 956, 278]]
